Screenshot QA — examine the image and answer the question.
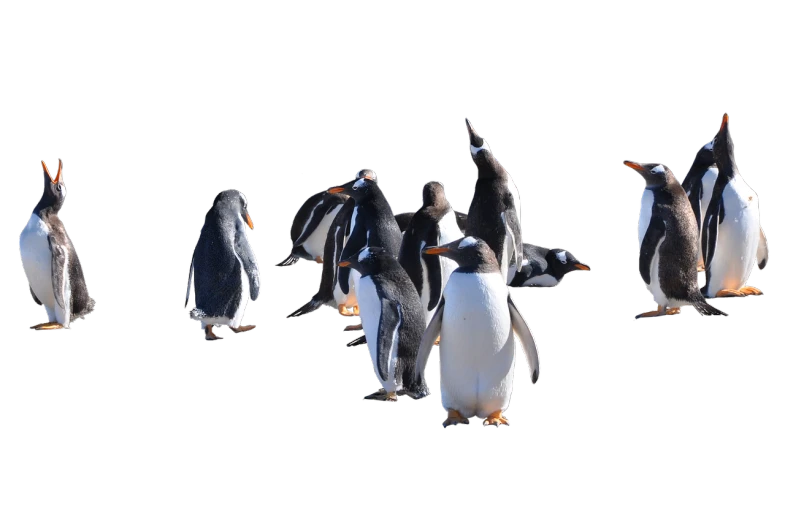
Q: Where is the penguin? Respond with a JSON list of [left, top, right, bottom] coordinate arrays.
[[398, 182, 464, 324], [396, 211, 468, 234], [20, 160, 95, 329], [277, 191, 349, 266], [623, 161, 726, 318], [185, 190, 259, 340], [508, 244, 590, 287], [701, 114, 769, 298], [415, 237, 539, 427], [464, 119, 524, 284], [680, 141, 718, 271], [338, 246, 429, 401]]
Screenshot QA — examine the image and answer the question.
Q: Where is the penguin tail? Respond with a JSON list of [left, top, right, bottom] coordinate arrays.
[[276, 252, 299, 267], [287, 296, 324, 318], [692, 297, 727, 317], [347, 335, 367, 347], [401, 364, 430, 399]]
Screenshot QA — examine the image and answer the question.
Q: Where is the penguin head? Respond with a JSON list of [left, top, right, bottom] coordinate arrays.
[[694, 141, 715, 167], [423, 236, 499, 271], [36, 159, 66, 213], [213, 189, 254, 230], [623, 161, 675, 188], [466, 119, 506, 179], [338, 246, 395, 276], [712, 113, 735, 172], [422, 181, 448, 208], [546, 249, 590, 278], [327, 170, 378, 201]]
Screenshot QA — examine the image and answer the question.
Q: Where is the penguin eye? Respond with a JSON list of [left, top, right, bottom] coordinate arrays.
[[56, 185, 63, 192]]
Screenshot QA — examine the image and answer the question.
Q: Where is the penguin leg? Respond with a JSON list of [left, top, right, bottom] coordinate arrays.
[[739, 286, 763, 296], [315, 256, 324, 264], [635, 306, 667, 319], [443, 409, 470, 428], [352, 305, 361, 316], [697, 259, 705, 272], [364, 389, 397, 401], [715, 289, 746, 298], [338, 304, 354, 317], [665, 307, 681, 315], [483, 410, 510, 427], [30, 322, 65, 330], [344, 323, 363, 331], [230, 325, 256, 333], [205, 325, 222, 340], [434, 336, 441, 346]]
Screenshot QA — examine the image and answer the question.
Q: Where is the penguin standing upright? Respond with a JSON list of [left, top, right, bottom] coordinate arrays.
[[415, 237, 539, 427], [464, 119, 524, 284], [681, 141, 718, 271], [701, 114, 769, 297], [185, 190, 259, 340], [20, 160, 95, 329], [624, 161, 726, 318], [398, 182, 464, 323], [339, 247, 428, 401], [508, 244, 590, 287], [277, 191, 349, 266], [396, 211, 468, 234]]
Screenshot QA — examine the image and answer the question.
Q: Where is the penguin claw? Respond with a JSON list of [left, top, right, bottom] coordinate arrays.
[[352, 306, 361, 316], [443, 409, 470, 428], [715, 289, 746, 298], [315, 256, 324, 264], [665, 307, 681, 315], [230, 325, 256, 333], [635, 307, 665, 319], [483, 411, 509, 427], [739, 286, 763, 296], [205, 325, 222, 340], [338, 305, 354, 317], [364, 389, 397, 401], [30, 322, 64, 330]]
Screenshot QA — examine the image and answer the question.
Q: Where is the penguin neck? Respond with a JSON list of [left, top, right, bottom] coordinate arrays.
[[475, 158, 508, 181], [33, 195, 62, 218], [683, 156, 716, 186], [455, 261, 499, 274]]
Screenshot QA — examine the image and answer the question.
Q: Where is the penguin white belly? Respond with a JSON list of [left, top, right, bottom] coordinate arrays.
[[439, 272, 515, 419], [707, 178, 760, 294], [302, 204, 342, 260], [638, 190, 654, 246], [20, 214, 58, 321], [523, 274, 558, 287], [357, 277, 399, 392]]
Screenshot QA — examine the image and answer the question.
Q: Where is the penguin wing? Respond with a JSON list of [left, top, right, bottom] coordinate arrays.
[[30, 286, 42, 305], [376, 299, 403, 382], [338, 216, 367, 294], [502, 197, 524, 272], [423, 227, 443, 311], [398, 228, 424, 297], [758, 227, 769, 270], [415, 298, 444, 382], [293, 198, 331, 248], [185, 252, 195, 308], [48, 237, 70, 312], [508, 295, 539, 384], [701, 196, 724, 270], [235, 233, 260, 301], [683, 175, 704, 232], [639, 216, 665, 285]]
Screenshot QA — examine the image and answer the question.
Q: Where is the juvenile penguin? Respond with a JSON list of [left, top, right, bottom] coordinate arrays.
[[398, 182, 464, 323], [20, 160, 95, 329], [701, 114, 769, 297], [339, 247, 429, 401], [508, 244, 590, 287], [185, 190, 259, 340], [415, 237, 539, 427], [277, 191, 349, 266], [464, 119, 524, 284], [681, 141, 718, 271], [624, 161, 726, 318]]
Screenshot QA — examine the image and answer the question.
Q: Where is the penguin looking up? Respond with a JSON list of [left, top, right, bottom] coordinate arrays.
[[338, 246, 428, 401], [277, 191, 349, 266], [680, 141, 718, 271], [701, 114, 769, 298], [464, 119, 524, 284], [20, 159, 95, 329], [398, 182, 464, 324], [415, 237, 539, 427], [623, 161, 726, 318], [508, 244, 590, 287], [185, 190, 259, 340]]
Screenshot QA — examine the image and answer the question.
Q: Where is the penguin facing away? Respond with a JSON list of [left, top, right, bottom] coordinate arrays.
[[415, 237, 539, 427], [623, 161, 726, 318], [508, 243, 591, 287], [20, 160, 95, 329], [398, 182, 464, 324], [338, 247, 429, 401], [185, 190, 259, 340], [681, 141, 718, 271], [396, 211, 468, 234], [701, 114, 768, 298], [277, 191, 349, 266], [464, 119, 524, 284]]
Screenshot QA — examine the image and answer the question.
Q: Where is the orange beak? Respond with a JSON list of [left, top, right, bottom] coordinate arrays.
[[328, 187, 345, 194], [720, 113, 729, 131], [338, 260, 351, 267], [424, 246, 449, 255], [245, 212, 254, 229], [623, 160, 644, 172], [574, 263, 590, 271], [41, 159, 63, 183]]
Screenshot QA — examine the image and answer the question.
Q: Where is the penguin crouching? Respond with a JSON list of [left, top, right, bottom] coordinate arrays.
[[624, 161, 726, 318], [185, 190, 259, 340], [277, 191, 349, 266], [339, 247, 429, 401]]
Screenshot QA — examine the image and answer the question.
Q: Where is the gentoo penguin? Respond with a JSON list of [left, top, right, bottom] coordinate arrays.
[[396, 211, 468, 234], [338, 247, 429, 401], [508, 244, 590, 287], [624, 161, 726, 318], [185, 190, 259, 340], [398, 182, 464, 323], [464, 119, 524, 284], [415, 237, 539, 427], [20, 160, 95, 329], [701, 114, 769, 298], [681, 141, 718, 271], [277, 191, 349, 266]]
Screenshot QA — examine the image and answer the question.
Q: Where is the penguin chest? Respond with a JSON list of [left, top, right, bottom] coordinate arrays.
[[523, 273, 559, 287], [356, 277, 398, 390], [302, 204, 342, 259], [20, 214, 56, 308]]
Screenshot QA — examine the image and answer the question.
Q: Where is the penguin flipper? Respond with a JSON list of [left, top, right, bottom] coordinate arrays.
[[235, 232, 260, 301], [758, 227, 769, 269], [376, 299, 402, 383], [639, 217, 665, 285], [185, 252, 195, 308], [339, 219, 366, 294], [702, 196, 723, 271], [423, 225, 443, 311], [415, 298, 444, 380], [30, 286, 42, 305], [684, 174, 704, 233], [398, 227, 424, 298], [508, 295, 539, 384], [293, 199, 330, 248], [48, 238, 70, 320], [347, 335, 367, 347], [503, 205, 524, 272]]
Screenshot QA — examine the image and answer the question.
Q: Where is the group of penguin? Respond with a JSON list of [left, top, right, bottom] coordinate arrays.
[[277, 119, 590, 427], [18, 161, 260, 337], [627, 113, 768, 319]]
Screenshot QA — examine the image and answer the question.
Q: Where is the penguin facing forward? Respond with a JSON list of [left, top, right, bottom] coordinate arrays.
[[415, 237, 539, 427], [464, 119, 524, 284], [338, 247, 429, 401], [277, 191, 349, 266], [680, 141, 718, 271], [185, 190, 259, 340], [624, 161, 726, 318], [396, 211, 468, 234], [20, 160, 95, 329], [702, 114, 769, 298], [398, 182, 464, 323], [508, 244, 590, 287]]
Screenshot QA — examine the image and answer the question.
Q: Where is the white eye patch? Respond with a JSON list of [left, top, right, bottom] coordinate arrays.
[[556, 251, 567, 264], [470, 140, 491, 156], [352, 179, 366, 189], [358, 247, 371, 262], [703, 141, 713, 151], [459, 237, 478, 249], [651, 165, 666, 174]]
